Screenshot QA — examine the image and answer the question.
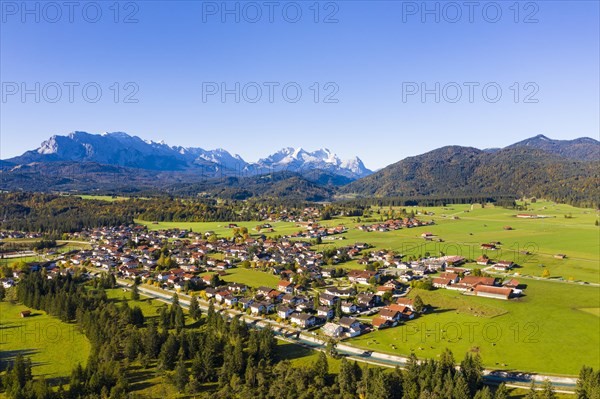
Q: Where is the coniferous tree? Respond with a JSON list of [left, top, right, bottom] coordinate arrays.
[[460, 352, 484, 395], [539, 380, 558, 399], [338, 357, 357, 398], [131, 284, 140, 301], [313, 351, 329, 385], [158, 334, 179, 370], [494, 383, 509, 399], [174, 354, 189, 392], [453, 373, 471, 399], [474, 386, 493, 399], [525, 381, 538, 399], [189, 294, 201, 321]]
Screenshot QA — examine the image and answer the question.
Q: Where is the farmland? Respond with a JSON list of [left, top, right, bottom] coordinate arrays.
[[348, 279, 600, 375], [77, 195, 135, 202]]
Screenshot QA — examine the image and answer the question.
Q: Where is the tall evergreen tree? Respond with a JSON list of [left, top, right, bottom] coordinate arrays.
[[494, 383, 509, 399], [453, 373, 471, 399], [174, 354, 189, 392], [539, 380, 557, 399], [131, 284, 140, 301], [460, 352, 484, 395], [189, 294, 201, 321], [474, 386, 493, 399]]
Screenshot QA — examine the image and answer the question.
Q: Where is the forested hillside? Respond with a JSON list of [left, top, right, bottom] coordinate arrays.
[[342, 147, 599, 208]]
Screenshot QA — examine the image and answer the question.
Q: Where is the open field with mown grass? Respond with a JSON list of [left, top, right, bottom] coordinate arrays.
[[348, 279, 600, 375], [77, 195, 136, 202], [137, 219, 305, 238], [0, 289, 165, 392], [0, 301, 91, 382], [105, 288, 170, 318], [200, 267, 280, 289], [316, 201, 600, 283], [276, 341, 343, 373]]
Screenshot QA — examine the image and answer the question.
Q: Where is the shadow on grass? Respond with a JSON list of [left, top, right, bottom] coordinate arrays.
[[127, 364, 163, 392], [427, 306, 455, 314], [275, 342, 315, 362], [0, 348, 41, 369], [45, 376, 70, 387], [0, 324, 20, 330], [185, 320, 203, 329]]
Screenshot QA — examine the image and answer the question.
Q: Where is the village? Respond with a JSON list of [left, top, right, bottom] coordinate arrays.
[[1, 218, 526, 342]]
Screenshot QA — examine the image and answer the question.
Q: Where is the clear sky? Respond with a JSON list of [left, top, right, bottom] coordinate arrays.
[[1, 0, 598, 169]]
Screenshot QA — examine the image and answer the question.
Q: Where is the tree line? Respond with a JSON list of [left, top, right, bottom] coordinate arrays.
[[0, 193, 321, 234]]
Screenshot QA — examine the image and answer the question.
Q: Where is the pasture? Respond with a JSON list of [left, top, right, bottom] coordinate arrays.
[[0, 301, 91, 382], [348, 280, 600, 375]]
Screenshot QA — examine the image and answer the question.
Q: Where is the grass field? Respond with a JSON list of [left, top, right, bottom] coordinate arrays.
[[137, 219, 305, 238], [314, 202, 600, 283], [0, 290, 167, 389], [508, 387, 574, 399], [348, 279, 600, 375], [276, 340, 343, 373], [0, 301, 91, 383], [77, 195, 133, 202], [105, 288, 167, 320], [200, 267, 280, 289]]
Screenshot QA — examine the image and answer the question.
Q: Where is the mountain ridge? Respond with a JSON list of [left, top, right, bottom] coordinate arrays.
[[341, 145, 599, 207], [505, 134, 600, 160], [6, 131, 372, 180], [2, 132, 598, 206]]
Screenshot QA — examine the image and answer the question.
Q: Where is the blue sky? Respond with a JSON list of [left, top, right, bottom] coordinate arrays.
[[1, 0, 598, 169]]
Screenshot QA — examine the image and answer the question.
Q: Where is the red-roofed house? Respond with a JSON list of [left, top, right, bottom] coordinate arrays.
[[278, 280, 294, 294]]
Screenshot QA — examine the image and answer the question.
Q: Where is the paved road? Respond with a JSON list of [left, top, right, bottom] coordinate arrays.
[[119, 280, 578, 392], [0, 250, 39, 259]]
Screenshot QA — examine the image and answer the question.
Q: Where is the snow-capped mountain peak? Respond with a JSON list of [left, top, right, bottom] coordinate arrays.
[[253, 147, 372, 178], [9, 132, 372, 180]]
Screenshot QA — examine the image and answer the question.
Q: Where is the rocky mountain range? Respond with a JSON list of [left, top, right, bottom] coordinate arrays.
[[1, 132, 598, 206], [5, 131, 372, 179]]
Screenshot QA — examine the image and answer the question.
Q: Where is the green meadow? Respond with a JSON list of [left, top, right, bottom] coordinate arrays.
[[138, 219, 305, 238], [315, 201, 599, 283], [276, 341, 343, 373], [0, 301, 90, 382], [77, 195, 134, 202], [0, 289, 169, 393], [200, 267, 280, 289], [348, 279, 600, 375]]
